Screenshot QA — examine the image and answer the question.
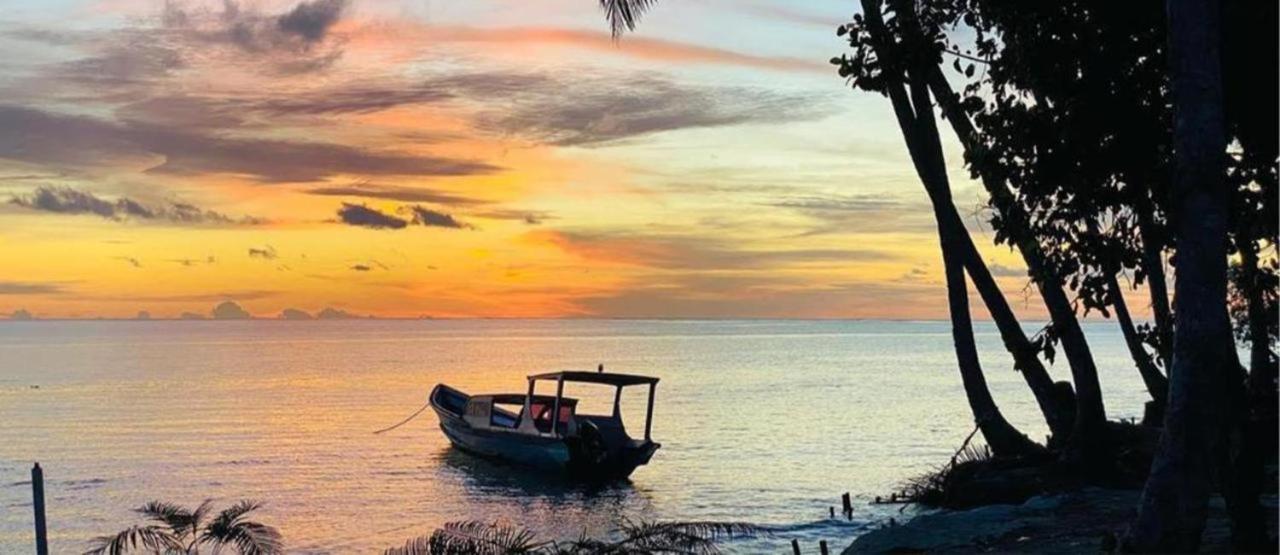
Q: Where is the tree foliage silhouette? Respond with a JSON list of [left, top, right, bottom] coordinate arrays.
[[384, 519, 762, 555], [599, 0, 1277, 548]]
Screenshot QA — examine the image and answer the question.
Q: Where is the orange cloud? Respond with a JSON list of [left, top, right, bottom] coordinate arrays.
[[525, 229, 675, 266], [339, 22, 826, 74]]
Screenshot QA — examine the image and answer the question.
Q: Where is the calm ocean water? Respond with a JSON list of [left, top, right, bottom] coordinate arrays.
[[0, 319, 1150, 553]]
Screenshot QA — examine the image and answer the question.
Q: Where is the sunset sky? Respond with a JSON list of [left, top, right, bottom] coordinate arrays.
[[0, 0, 1039, 319]]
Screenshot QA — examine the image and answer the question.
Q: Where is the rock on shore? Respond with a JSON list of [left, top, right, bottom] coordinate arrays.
[[844, 488, 1271, 553]]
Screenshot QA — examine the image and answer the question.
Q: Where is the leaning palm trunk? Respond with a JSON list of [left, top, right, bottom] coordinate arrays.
[[598, 0, 1047, 456], [1135, 195, 1175, 367], [947, 213, 1074, 440], [860, 0, 1041, 458], [1227, 229, 1274, 551], [925, 68, 1109, 459], [1236, 235, 1277, 388], [931, 175, 1041, 458], [1127, 0, 1235, 550], [1107, 272, 1169, 407]]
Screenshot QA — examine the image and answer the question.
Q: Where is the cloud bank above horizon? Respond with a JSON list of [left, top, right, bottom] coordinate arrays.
[[0, 0, 1037, 320]]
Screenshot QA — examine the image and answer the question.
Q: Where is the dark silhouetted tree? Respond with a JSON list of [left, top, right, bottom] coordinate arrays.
[[1126, 0, 1234, 550], [835, 0, 1045, 457], [600, 0, 1052, 456]]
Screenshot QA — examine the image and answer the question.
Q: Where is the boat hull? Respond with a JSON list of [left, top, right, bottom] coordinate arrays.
[[429, 383, 658, 480], [435, 408, 571, 470]]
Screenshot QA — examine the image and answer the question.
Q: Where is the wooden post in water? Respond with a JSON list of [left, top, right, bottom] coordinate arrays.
[[791, 538, 801, 555], [829, 506, 835, 519], [32, 463, 48, 555], [819, 540, 829, 555], [841, 492, 853, 519]]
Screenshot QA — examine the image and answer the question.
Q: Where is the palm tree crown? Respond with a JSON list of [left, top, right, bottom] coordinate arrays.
[[85, 499, 282, 555], [599, 0, 657, 37]]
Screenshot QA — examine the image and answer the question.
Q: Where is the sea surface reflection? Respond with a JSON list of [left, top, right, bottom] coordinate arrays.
[[0, 320, 1148, 552]]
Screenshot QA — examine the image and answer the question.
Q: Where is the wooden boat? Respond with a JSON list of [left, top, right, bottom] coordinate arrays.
[[430, 370, 660, 480]]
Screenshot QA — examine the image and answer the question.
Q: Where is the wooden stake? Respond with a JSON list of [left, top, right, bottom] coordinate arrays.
[[819, 540, 829, 555], [32, 463, 48, 555], [791, 538, 801, 555]]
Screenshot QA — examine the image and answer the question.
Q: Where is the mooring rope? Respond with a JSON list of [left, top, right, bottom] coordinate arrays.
[[373, 398, 432, 434]]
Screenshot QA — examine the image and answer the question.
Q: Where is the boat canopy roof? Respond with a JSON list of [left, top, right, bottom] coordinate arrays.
[[528, 371, 659, 387]]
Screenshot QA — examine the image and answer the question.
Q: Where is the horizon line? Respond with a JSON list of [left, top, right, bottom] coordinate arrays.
[[0, 316, 1129, 324]]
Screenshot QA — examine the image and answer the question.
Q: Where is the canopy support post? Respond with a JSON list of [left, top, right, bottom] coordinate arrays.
[[552, 376, 564, 436], [644, 382, 656, 442], [525, 379, 536, 418], [613, 385, 623, 419]]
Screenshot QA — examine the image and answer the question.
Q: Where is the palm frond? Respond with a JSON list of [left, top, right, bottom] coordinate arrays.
[[83, 524, 182, 555], [189, 498, 215, 534], [954, 443, 992, 466], [201, 500, 282, 555], [427, 521, 544, 554], [897, 438, 996, 506], [599, 0, 658, 37], [135, 500, 195, 539], [610, 520, 764, 554], [553, 536, 616, 555], [383, 534, 432, 555], [389, 520, 758, 555], [215, 521, 283, 555], [209, 499, 262, 527]]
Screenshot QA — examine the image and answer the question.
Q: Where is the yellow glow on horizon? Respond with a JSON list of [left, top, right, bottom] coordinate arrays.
[[0, 0, 1125, 323]]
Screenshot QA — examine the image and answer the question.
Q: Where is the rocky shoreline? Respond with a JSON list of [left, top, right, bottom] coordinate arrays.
[[844, 488, 1277, 553]]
